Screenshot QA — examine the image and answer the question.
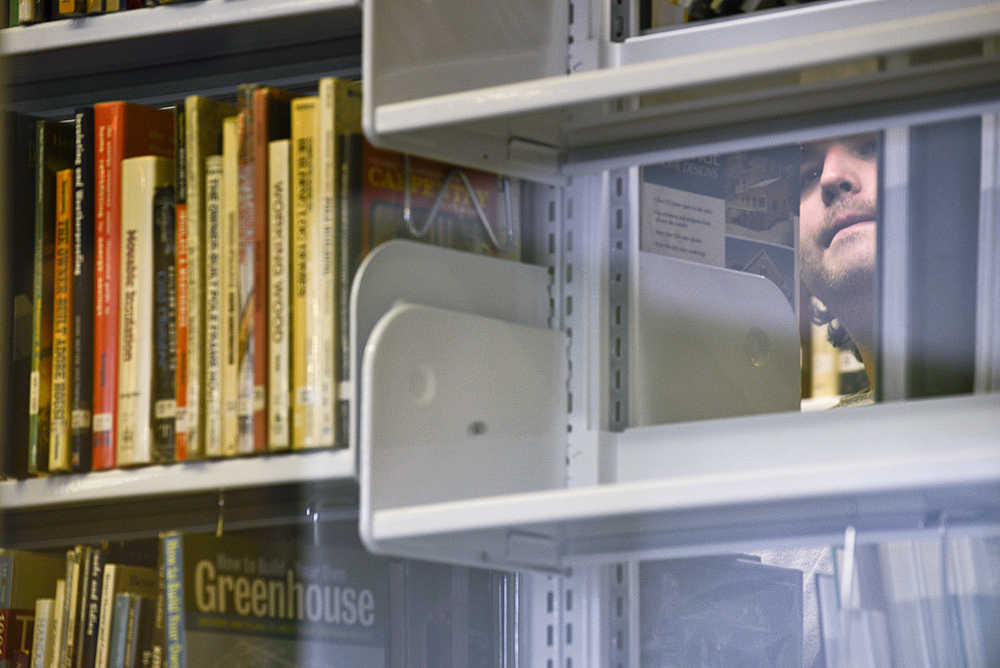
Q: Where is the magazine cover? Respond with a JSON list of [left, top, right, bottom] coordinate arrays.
[[162, 532, 387, 668]]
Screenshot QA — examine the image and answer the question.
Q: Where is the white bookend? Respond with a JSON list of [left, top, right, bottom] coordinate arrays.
[[203, 154, 224, 458], [117, 156, 174, 467], [267, 139, 291, 451]]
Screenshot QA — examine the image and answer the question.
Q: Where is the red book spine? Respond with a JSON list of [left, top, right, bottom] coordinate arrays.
[[175, 203, 189, 460], [92, 104, 121, 470]]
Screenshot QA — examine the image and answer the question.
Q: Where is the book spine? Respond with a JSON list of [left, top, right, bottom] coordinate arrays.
[[0, 608, 8, 660], [30, 600, 53, 668], [316, 79, 338, 449], [173, 109, 188, 461], [236, 90, 259, 455], [71, 548, 93, 668], [94, 567, 115, 668], [267, 140, 290, 451], [60, 548, 82, 668], [85, 0, 102, 13], [50, 169, 74, 473], [91, 105, 119, 471], [290, 97, 317, 449], [161, 535, 183, 668], [49, 579, 66, 668], [57, 0, 86, 16], [151, 188, 177, 463], [30, 121, 54, 475], [79, 549, 104, 668], [107, 595, 129, 668], [118, 158, 172, 467], [220, 117, 240, 457], [202, 156, 224, 458], [71, 108, 95, 473]]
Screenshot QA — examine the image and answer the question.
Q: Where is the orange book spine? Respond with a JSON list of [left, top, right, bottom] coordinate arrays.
[[92, 102, 175, 470], [175, 203, 189, 460]]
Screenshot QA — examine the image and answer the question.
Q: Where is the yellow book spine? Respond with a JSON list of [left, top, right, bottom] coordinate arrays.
[[290, 96, 318, 449]]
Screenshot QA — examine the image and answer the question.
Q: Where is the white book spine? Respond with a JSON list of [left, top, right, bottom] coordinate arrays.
[[117, 156, 173, 466], [203, 155, 224, 458], [49, 580, 66, 668], [31, 599, 54, 668], [268, 139, 291, 451], [94, 565, 116, 668], [221, 116, 240, 457]]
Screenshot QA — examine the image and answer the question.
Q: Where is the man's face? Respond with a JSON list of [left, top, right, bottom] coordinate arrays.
[[799, 134, 878, 304]]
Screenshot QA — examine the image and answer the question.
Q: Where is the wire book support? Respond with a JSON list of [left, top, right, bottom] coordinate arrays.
[[401, 154, 515, 251]]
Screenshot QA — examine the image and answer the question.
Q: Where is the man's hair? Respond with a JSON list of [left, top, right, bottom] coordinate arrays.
[[811, 298, 863, 361]]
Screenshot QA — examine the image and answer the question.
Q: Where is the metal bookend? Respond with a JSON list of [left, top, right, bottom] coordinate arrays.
[[402, 154, 515, 251]]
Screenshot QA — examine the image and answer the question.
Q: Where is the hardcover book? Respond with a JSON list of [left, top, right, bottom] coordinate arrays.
[[289, 96, 320, 449], [266, 139, 291, 451], [151, 186, 177, 463], [220, 116, 240, 457], [173, 106, 189, 462], [50, 579, 67, 668], [318, 77, 362, 449], [30, 119, 74, 475], [161, 532, 387, 668], [183, 96, 238, 461], [71, 108, 95, 473], [92, 102, 174, 471], [49, 168, 75, 474], [116, 156, 174, 467], [237, 85, 297, 455], [202, 155, 224, 458]]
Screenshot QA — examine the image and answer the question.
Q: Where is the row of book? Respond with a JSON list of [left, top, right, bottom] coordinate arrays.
[[3, 0, 195, 27], [2, 77, 520, 478], [0, 532, 510, 668]]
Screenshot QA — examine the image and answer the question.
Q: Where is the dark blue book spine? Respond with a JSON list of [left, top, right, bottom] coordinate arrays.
[[71, 107, 95, 472], [151, 186, 176, 463]]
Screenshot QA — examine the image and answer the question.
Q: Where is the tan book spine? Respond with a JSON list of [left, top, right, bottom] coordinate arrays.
[[203, 155, 224, 458], [49, 169, 74, 472], [184, 96, 238, 460]]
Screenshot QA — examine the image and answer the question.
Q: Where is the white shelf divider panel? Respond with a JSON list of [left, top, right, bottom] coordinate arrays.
[[363, 393, 1000, 573], [364, 0, 1000, 182], [0, 448, 354, 511]]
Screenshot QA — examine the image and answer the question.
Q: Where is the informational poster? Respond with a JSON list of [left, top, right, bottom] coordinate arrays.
[[641, 147, 799, 309]]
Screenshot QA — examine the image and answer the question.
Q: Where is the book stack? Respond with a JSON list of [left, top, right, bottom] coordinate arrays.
[[6, 0, 200, 27], [1, 78, 521, 478]]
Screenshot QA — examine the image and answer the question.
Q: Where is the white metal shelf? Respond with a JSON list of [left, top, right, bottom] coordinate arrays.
[[0, 448, 354, 511], [361, 394, 1000, 572], [0, 0, 359, 55], [364, 0, 1000, 182]]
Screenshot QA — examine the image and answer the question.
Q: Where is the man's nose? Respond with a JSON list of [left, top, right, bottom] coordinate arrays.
[[820, 145, 861, 207]]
